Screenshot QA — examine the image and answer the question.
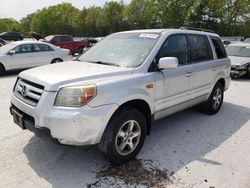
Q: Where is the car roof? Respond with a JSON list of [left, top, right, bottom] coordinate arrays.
[[11, 41, 51, 45], [228, 42, 250, 47], [118, 29, 220, 37], [46, 35, 72, 37]]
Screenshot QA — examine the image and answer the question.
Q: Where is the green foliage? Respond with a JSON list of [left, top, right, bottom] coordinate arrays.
[[30, 3, 81, 37], [0, 0, 249, 37], [0, 18, 20, 33]]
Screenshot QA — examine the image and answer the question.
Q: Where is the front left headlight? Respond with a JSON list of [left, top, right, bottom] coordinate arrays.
[[55, 85, 96, 107]]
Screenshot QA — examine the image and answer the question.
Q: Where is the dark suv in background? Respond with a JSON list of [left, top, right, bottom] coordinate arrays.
[[0, 31, 23, 41]]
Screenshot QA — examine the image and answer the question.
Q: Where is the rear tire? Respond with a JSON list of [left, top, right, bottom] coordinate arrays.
[[51, 58, 63, 64], [98, 107, 147, 166], [201, 82, 224, 115], [78, 47, 84, 55]]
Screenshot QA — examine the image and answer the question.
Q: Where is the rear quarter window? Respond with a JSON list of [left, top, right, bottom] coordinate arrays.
[[210, 37, 227, 59]]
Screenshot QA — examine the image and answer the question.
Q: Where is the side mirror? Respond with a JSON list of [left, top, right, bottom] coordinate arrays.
[[158, 57, 179, 70], [8, 50, 15, 55]]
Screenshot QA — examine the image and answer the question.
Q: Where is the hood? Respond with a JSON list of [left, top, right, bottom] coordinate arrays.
[[229, 56, 250, 66], [19, 61, 133, 91]]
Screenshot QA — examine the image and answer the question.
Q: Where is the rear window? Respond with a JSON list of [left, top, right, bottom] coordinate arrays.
[[226, 46, 250, 57], [187, 34, 213, 62], [211, 37, 227, 59]]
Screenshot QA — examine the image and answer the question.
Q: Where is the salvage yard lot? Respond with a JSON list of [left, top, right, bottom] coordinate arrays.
[[0, 71, 250, 188]]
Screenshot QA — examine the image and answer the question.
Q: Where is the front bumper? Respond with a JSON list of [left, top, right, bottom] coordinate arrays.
[[10, 106, 59, 143], [230, 65, 248, 78], [10, 91, 118, 146]]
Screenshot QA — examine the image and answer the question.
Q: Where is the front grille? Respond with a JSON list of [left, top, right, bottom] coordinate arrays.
[[13, 78, 44, 106], [231, 65, 237, 70]]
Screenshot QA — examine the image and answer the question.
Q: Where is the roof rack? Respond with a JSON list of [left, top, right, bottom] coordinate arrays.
[[179, 26, 216, 33]]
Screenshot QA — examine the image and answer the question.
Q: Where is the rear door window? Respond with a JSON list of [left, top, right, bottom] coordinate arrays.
[[210, 37, 227, 59], [187, 34, 213, 62], [34, 44, 54, 52]]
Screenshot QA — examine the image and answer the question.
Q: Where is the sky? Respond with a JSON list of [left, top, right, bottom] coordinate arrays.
[[0, 0, 131, 21]]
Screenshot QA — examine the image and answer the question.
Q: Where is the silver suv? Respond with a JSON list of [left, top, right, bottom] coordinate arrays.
[[10, 28, 231, 165]]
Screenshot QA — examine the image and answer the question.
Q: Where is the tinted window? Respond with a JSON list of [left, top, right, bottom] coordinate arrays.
[[158, 34, 189, 65], [34, 44, 54, 52], [14, 44, 33, 54], [58, 36, 72, 42], [9, 32, 20, 36], [188, 35, 213, 62], [211, 37, 227, 59]]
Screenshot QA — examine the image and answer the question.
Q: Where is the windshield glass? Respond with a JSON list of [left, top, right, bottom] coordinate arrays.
[[79, 32, 160, 68], [0, 43, 16, 54], [45, 35, 54, 41], [226, 46, 250, 57]]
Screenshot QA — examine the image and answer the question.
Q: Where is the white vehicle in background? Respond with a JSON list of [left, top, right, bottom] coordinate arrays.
[[0, 41, 72, 74], [226, 43, 250, 78]]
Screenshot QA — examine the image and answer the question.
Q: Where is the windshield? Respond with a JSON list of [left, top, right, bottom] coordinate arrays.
[[45, 35, 54, 41], [0, 43, 16, 54], [244, 38, 250, 43], [226, 46, 250, 57], [79, 32, 160, 68]]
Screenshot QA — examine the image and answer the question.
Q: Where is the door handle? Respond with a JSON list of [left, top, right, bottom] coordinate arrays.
[[185, 71, 193, 77], [212, 66, 217, 70]]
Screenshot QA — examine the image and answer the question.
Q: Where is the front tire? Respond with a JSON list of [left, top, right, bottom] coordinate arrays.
[[0, 63, 5, 75], [246, 65, 250, 78], [98, 107, 147, 165], [201, 82, 224, 115]]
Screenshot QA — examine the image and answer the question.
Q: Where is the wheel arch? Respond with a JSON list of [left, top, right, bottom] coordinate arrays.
[[51, 58, 63, 63], [110, 99, 153, 135], [216, 78, 225, 91]]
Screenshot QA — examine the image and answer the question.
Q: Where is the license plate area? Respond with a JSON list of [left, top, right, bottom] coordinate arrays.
[[11, 108, 24, 129]]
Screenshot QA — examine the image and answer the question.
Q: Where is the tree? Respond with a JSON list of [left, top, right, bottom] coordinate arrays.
[[99, 1, 125, 34], [124, 0, 148, 29], [84, 6, 102, 36], [30, 3, 80, 37], [0, 18, 20, 33], [19, 13, 36, 34]]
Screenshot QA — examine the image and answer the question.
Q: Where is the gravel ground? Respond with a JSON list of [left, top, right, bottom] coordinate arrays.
[[0, 71, 250, 188]]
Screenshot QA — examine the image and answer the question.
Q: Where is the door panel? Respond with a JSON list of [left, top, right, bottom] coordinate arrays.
[[33, 44, 55, 65], [5, 54, 32, 69], [155, 65, 194, 112], [187, 34, 215, 98], [5, 44, 34, 69], [154, 34, 194, 114]]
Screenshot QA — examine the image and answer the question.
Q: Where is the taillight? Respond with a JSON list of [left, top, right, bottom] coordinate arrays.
[[68, 51, 72, 55]]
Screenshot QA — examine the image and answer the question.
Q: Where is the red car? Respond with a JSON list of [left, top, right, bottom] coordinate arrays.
[[44, 35, 91, 55]]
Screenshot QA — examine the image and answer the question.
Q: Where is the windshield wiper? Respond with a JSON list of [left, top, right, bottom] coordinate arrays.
[[91, 61, 120, 67]]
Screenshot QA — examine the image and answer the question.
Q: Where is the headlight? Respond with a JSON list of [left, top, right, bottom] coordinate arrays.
[[55, 85, 96, 107]]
